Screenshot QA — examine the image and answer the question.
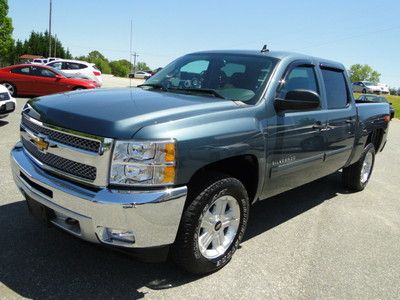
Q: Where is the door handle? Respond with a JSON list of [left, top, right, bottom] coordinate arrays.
[[312, 122, 325, 130], [346, 119, 354, 124]]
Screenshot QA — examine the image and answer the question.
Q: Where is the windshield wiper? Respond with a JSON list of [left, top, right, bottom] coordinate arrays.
[[169, 88, 226, 99], [137, 83, 168, 91]]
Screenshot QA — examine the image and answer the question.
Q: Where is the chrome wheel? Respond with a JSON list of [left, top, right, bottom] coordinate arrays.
[[2, 83, 14, 96], [360, 150, 373, 184], [198, 195, 241, 259]]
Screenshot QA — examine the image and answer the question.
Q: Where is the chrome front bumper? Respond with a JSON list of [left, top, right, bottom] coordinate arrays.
[[11, 143, 187, 248]]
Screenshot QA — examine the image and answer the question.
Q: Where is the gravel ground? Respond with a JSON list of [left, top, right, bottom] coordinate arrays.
[[0, 77, 399, 299]]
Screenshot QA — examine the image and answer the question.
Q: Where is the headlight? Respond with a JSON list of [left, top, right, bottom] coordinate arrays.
[[110, 139, 176, 186], [0, 92, 10, 101]]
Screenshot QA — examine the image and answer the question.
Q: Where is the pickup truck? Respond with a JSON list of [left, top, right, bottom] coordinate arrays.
[[11, 50, 391, 274]]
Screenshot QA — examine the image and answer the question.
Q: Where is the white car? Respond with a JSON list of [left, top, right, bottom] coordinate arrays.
[[378, 83, 390, 94], [0, 84, 16, 118], [352, 81, 383, 94], [46, 59, 103, 85], [129, 71, 151, 79], [31, 58, 48, 65]]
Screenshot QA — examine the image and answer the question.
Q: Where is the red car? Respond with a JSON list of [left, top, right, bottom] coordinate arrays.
[[0, 64, 99, 97]]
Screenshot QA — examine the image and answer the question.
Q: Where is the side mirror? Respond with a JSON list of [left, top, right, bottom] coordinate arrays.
[[55, 75, 63, 80], [274, 89, 320, 112]]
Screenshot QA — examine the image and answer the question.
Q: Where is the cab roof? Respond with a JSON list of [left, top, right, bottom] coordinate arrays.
[[189, 50, 346, 71]]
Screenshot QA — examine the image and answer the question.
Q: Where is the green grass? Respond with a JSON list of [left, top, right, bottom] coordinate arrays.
[[354, 93, 399, 119]]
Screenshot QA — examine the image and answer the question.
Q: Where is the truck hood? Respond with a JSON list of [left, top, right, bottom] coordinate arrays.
[[25, 88, 239, 139]]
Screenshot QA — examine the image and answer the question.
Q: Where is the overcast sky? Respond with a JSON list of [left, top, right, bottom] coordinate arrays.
[[9, 0, 400, 87]]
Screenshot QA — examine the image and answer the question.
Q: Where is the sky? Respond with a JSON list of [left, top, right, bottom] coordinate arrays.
[[8, 0, 400, 88]]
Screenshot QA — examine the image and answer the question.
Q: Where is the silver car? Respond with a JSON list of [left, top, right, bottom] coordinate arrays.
[[352, 81, 383, 94]]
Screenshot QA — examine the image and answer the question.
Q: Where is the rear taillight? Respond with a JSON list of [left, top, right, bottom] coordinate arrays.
[[93, 71, 101, 76]]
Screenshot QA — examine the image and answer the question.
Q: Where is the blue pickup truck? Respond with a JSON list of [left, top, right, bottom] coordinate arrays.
[[11, 50, 391, 274]]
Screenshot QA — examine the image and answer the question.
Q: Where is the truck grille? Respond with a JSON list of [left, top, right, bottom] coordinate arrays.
[[22, 139, 97, 181], [22, 115, 101, 153]]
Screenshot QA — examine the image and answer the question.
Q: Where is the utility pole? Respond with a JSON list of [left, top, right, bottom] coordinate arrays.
[[129, 20, 133, 73], [132, 52, 139, 73], [48, 0, 53, 58], [54, 34, 57, 57]]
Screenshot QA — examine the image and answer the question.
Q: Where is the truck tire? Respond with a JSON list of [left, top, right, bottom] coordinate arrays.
[[172, 173, 249, 274], [342, 143, 375, 191]]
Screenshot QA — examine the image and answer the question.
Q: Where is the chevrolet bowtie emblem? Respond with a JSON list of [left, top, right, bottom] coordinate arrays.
[[32, 137, 49, 152]]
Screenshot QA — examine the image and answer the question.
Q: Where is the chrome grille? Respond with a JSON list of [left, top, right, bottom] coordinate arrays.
[[22, 115, 101, 153], [22, 139, 97, 181]]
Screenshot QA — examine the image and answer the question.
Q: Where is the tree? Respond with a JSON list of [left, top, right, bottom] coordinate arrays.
[[389, 88, 398, 96], [110, 59, 132, 77], [136, 61, 150, 71], [348, 64, 381, 83], [0, 0, 14, 66]]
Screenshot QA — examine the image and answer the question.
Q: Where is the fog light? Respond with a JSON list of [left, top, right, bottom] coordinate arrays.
[[97, 226, 135, 246], [107, 228, 135, 243]]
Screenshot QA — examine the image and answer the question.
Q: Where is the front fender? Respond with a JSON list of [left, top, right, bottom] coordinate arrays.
[[133, 109, 265, 186]]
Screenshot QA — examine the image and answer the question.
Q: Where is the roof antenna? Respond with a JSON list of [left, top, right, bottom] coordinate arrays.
[[261, 44, 269, 53]]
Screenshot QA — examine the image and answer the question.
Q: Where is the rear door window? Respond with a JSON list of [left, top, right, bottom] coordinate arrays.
[[321, 68, 349, 109], [11, 67, 31, 75]]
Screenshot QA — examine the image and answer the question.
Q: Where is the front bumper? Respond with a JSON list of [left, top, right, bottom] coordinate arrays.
[[11, 143, 187, 248]]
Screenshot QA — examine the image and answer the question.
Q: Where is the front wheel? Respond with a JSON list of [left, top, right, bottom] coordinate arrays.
[[343, 143, 375, 191], [172, 173, 249, 274]]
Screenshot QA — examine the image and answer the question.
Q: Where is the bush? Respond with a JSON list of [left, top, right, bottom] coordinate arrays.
[[110, 60, 131, 77]]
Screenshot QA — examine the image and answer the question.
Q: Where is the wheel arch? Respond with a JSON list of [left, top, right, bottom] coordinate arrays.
[[186, 154, 261, 204]]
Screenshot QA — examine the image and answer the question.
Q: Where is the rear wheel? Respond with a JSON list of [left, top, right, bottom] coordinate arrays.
[[2, 82, 16, 96], [172, 173, 249, 274], [343, 143, 375, 191]]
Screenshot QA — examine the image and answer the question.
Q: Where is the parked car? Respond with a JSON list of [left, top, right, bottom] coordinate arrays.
[[31, 58, 48, 65], [357, 94, 395, 119], [0, 64, 99, 97], [128, 70, 151, 79], [352, 81, 383, 94], [47, 57, 61, 63], [0, 84, 16, 118], [11, 50, 391, 274], [46, 59, 103, 85], [378, 83, 390, 94]]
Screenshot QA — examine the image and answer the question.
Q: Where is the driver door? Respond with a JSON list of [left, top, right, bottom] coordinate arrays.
[[262, 61, 329, 198]]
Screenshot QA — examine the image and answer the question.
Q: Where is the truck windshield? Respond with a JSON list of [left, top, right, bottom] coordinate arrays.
[[142, 53, 279, 104]]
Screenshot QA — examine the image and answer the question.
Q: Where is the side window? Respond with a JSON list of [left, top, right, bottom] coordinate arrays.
[[78, 63, 87, 69], [65, 62, 81, 70], [321, 68, 349, 109], [49, 62, 62, 70], [282, 65, 319, 94], [31, 67, 56, 78], [180, 60, 209, 74], [11, 67, 31, 75], [221, 63, 245, 77]]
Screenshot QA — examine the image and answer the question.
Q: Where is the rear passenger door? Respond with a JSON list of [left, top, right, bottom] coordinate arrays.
[[320, 65, 357, 172]]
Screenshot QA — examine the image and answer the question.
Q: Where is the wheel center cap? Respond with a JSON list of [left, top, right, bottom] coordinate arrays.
[[214, 221, 222, 231]]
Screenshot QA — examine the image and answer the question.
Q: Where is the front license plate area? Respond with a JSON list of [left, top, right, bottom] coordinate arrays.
[[26, 196, 54, 226]]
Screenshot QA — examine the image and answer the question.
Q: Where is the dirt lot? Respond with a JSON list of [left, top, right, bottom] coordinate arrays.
[[0, 76, 399, 299]]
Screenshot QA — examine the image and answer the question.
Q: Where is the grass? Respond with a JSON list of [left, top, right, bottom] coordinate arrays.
[[354, 93, 400, 119]]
